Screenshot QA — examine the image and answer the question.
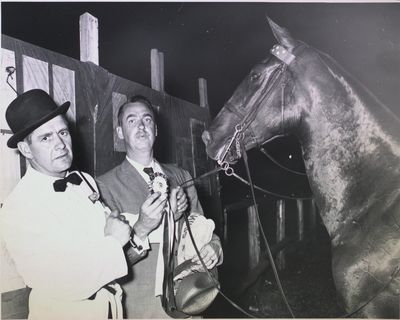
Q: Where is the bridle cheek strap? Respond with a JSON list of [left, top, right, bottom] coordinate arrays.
[[270, 44, 296, 136], [217, 44, 295, 166]]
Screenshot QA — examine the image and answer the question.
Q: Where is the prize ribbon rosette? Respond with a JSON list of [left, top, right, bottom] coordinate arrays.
[[149, 172, 169, 194]]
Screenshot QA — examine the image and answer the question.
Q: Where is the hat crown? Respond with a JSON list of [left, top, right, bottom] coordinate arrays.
[[5, 89, 70, 148], [6, 89, 59, 132]]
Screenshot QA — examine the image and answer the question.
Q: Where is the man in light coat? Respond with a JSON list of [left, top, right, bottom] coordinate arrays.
[[0, 89, 166, 319]]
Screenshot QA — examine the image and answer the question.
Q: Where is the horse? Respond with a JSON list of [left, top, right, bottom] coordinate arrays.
[[202, 18, 400, 318]]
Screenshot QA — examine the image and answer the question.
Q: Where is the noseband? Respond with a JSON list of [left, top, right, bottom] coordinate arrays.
[[217, 44, 296, 172]]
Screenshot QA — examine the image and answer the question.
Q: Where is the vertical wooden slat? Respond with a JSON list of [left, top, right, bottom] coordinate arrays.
[[79, 13, 99, 65], [297, 199, 304, 241], [248, 205, 260, 270], [52, 65, 76, 124], [310, 199, 317, 240], [276, 200, 286, 270], [198, 78, 208, 108], [22, 55, 49, 93], [151, 49, 161, 91], [158, 51, 164, 92], [112, 92, 127, 152]]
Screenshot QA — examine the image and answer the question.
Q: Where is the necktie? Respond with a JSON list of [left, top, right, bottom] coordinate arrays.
[[53, 172, 82, 192], [143, 167, 155, 181]]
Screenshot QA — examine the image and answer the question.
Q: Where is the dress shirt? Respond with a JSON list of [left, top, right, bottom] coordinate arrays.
[[125, 156, 175, 296], [0, 166, 127, 320]]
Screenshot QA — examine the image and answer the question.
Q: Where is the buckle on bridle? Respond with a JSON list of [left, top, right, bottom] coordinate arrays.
[[270, 44, 295, 65]]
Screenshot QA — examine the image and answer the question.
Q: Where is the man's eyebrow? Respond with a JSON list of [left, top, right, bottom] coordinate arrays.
[[125, 114, 137, 121], [36, 131, 53, 139], [58, 127, 69, 133], [124, 112, 153, 120], [142, 112, 154, 118]]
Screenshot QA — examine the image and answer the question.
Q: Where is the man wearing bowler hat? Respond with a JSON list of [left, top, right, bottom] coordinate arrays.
[[0, 89, 166, 319]]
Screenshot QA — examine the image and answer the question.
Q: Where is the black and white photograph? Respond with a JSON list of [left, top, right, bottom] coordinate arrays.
[[1, 1, 400, 319]]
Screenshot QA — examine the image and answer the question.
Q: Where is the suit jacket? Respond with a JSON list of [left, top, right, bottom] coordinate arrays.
[[96, 159, 204, 318]]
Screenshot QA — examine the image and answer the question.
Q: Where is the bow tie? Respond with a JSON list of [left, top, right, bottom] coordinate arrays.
[[53, 172, 82, 192], [143, 167, 155, 181]]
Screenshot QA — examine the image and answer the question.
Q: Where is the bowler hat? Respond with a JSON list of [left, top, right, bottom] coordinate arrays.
[[6, 89, 70, 148]]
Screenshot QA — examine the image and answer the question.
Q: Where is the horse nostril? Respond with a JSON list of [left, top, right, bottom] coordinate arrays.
[[202, 131, 211, 146]]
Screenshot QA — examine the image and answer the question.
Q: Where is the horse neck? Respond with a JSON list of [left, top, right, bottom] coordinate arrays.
[[296, 74, 400, 242]]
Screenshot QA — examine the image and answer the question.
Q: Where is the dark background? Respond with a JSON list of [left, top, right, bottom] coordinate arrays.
[[2, 2, 400, 118], [3, 1, 399, 199]]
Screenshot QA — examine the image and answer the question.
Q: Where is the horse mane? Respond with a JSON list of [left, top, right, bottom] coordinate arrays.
[[314, 48, 400, 126]]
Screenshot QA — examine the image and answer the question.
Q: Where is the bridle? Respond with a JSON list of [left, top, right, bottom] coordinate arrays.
[[201, 43, 400, 318], [217, 44, 295, 175], [215, 44, 310, 201]]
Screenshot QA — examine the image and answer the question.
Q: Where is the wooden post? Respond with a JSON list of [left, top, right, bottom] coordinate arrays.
[[276, 200, 286, 270], [79, 13, 99, 65], [158, 51, 165, 92], [248, 205, 260, 270], [198, 78, 209, 108], [297, 199, 304, 241], [151, 49, 164, 92], [310, 199, 317, 240]]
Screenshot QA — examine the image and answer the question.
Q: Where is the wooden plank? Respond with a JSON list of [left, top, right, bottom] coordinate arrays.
[[112, 92, 127, 152], [310, 199, 317, 240], [297, 199, 304, 241], [276, 200, 286, 270], [198, 78, 208, 108], [248, 205, 260, 270], [151, 49, 161, 91], [158, 51, 164, 92], [1, 49, 17, 129], [22, 55, 49, 93], [79, 13, 99, 65], [52, 64, 76, 124]]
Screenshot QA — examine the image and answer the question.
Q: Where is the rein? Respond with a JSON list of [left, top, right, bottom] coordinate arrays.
[[217, 63, 288, 168]]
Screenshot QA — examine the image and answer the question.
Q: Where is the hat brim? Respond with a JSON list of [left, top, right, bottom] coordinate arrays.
[[7, 101, 70, 148]]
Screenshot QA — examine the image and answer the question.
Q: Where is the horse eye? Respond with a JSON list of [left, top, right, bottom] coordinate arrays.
[[250, 73, 261, 81]]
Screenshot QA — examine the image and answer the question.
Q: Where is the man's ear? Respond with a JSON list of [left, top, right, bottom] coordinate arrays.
[[116, 126, 124, 140], [17, 141, 33, 159], [155, 125, 158, 137]]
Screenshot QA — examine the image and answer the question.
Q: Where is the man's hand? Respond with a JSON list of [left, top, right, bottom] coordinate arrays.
[[169, 186, 188, 221], [133, 192, 167, 240], [191, 239, 222, 269], [104, 210, 132, 246]]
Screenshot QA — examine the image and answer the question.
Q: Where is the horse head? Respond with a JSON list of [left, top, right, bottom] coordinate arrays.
[[202, 18, 306, 164], [203, 18, 400, 318]]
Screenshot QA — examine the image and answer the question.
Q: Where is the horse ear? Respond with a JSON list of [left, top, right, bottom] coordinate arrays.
[[267, 16, 296, 50]]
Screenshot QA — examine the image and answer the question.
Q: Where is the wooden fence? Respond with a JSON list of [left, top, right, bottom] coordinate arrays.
[[0, 12, 222, 319]]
